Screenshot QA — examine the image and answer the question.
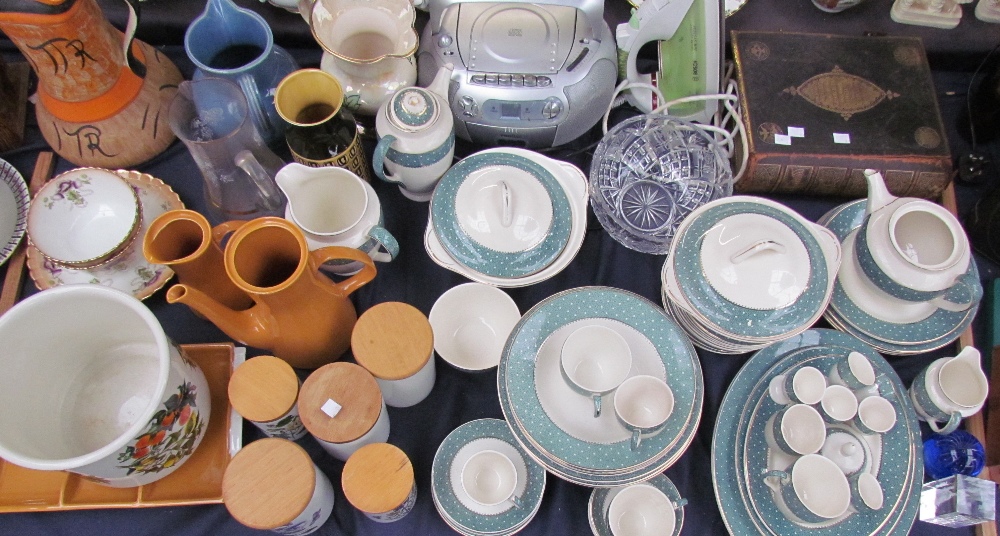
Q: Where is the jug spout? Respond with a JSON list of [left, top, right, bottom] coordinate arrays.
[[954, 346, 982, 367], [166, 284, 273, 350], [427, 63, 455, 100], [864, 169, 895, 216]]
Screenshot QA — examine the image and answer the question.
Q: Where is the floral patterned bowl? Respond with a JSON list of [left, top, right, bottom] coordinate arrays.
[[0, 285, 211, 488], [26, 168, 141, 269]]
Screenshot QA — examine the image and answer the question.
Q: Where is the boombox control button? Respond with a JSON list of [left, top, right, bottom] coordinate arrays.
[[471, 75, 485, 84], [542, 98, 562, 119], [523, 75, 537, 87], [485, 74, 498, 85], [537, 76, 553, 87], [498, 75, 511, 86], [459, 96, 479, 117], [512, 75, 524, 86], [437, 34, 453, 48]]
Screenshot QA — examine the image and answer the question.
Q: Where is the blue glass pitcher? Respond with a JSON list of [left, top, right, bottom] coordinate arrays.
[[184, 0, 298, 143]]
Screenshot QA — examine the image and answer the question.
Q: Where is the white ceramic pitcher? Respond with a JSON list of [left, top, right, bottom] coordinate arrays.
[[909, 347, 988, 434], [275, 163, 399, 275]]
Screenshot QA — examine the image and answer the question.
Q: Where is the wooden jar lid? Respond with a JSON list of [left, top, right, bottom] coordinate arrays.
[[342, 443, 413, 514], [298, 362, 382, 444], [228, 355, 299, 423], [222, 438, 316, 530], [351, 302, 433, 380]]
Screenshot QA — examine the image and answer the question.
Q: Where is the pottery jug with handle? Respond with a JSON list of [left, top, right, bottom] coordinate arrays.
[[0, 0, 182, 168], [165, 217, 377, 369]]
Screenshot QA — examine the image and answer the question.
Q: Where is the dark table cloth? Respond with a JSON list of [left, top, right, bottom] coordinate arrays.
[[0, 1, 998, 535]]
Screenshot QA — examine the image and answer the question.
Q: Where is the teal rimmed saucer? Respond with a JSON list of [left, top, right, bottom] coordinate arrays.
[[588, 474, 686, 536], [498, 287, 703, 486], [431, 150, 572, 279], [431, 418, 545, 535]]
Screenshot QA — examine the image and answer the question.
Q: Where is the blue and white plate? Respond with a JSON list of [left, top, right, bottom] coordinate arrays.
[[671, 198, 831, 340], [431, 418, 546, 535], [0, 159, 29, 267], [499, 287, 703, 486], [713, 329, 922, 536], [821, 200, 979, 354], [587, 473, 686, 536], [431, 149, 572, 278]]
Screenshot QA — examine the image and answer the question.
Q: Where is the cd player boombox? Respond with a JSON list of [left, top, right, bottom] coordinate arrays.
[[417, 0, 618, 148]]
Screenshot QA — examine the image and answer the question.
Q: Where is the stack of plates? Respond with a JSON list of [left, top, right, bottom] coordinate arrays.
[[432, 418, 546, 536], [713, 329, 922, 535], [498, 287, 703, 487], [660, 196, 841, 355], [819, 200, 979, 355], [425, 148, 588, 288]]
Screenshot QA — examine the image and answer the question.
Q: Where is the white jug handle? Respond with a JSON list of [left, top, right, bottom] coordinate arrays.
[[927, 412, 962, 435]]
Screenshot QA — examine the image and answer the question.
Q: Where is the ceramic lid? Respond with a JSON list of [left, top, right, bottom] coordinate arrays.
[[342, 443, 414, 513], [228, 355, 300, 423], [351, 302, 434, 380], [821, 429, 867, 475], [388, 88, 439, 131], [454, 165, 553, 253], [222, 438, 315, 530], [699, 213, 810, 310], [298, 363, 383, 443]]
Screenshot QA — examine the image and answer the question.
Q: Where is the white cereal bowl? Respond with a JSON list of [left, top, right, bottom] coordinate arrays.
[[27, 167, 141, 268], [429, 283, 521, 371]]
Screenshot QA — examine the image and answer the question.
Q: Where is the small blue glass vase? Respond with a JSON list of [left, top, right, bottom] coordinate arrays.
[[923, 430, 986, 480]]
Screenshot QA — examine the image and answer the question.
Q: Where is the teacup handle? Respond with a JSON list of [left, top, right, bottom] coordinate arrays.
[[930, 272, 982, 313], [762, 470, 791, 485], [372, 134, 402, 184], [592, 394, 602, 418], [927, 411, 962, 435], [673, 498, 689, 509], [367, 226, 400, 263], [508, 494, 523, 509], [310, 246, 377, 296], [630, 429, 641, 451]]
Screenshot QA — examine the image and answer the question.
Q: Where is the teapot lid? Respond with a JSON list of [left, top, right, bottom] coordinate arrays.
[[387, 88, 439, 131]]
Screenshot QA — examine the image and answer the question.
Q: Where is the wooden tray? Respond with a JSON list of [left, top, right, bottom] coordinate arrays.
[[0, 343, 243, 512]]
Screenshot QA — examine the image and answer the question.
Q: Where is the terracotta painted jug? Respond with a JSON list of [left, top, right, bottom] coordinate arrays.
[[0, 0, 183, 167], [165, 217, 376, 369]]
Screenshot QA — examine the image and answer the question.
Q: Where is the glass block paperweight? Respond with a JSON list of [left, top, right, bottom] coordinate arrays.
[[920, 474, 997, 528]]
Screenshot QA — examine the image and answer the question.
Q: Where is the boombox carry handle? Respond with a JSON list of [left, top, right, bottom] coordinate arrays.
[[424, 0, 606, 35]]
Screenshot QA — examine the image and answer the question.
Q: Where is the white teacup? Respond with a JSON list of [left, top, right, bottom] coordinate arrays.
[[608, 484, 679, 536], [763, 454, 851, 524], [820, 385, 859, 423], [828, 351, 877, 391], [853, 396, 896, 435], [461, 450, 522, 509], [560, 324, 633, 417], [766, 403, 825, 456], [848, 472, 884, 513], [0, 285, 211, 487], [768, 366, 826, 405], [613, 375, 674, 450]]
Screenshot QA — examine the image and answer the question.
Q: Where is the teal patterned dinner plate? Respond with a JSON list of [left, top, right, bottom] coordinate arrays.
[[671, 198, 830, 340], [431, 150, 572, 279], [431, 418, 545, 535], [498, 287, 703, 486], [822, 200, 979, 352], [712, 329, 922, 536]]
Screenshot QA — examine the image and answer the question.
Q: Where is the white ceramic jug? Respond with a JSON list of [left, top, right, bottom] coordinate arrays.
[[275, 163, 399, 275], [856, 170, 979, 311], [372, 64, 456, 201], [909, 346, 988, 434]]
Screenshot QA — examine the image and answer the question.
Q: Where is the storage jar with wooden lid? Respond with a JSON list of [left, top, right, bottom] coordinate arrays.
[[351, 302, 436, 407], [222, 438, 334, 535], [298, 362, 390, 461], [228, 355, 307, 440], [342, 443, 417, 523]]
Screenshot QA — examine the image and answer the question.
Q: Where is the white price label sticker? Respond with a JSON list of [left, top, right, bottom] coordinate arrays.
[[788, 126, 805, 138], [833, 133, 851, 144], [774, 134, 792, 146], [321, 398, 342, 418]]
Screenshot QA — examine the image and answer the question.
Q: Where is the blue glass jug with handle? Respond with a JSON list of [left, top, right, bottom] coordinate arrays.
[[184, 0, 298, 144]]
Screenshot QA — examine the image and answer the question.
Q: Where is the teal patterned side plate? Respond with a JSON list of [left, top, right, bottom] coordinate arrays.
[[498, 287, 703, 486], [588, 474, 686, 536], [431, 418, 545, 534], [822, 200, 979, 352], [712, 329, 922, 536], [430, 151, 572, 278], [672, 199, 829, 339]]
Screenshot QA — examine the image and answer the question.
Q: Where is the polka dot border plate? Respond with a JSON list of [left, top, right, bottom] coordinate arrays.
[[0, 158, 29, 267]]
